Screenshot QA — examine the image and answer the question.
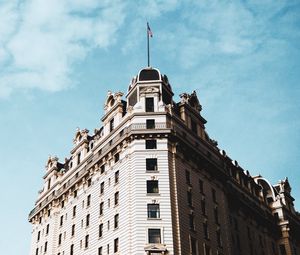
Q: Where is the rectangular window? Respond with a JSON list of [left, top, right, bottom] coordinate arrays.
[[114, 214, 119, 229], [37, 231, 40, 241], [201, 199, 206, 215], [203, 222, 209, 239], [46, 224, 49, 234], [85, 235, 89, 248], [77, 152, 81, 165], [212, 188, 217, 203], [44, 242, 48, 252], [35, 248, 38, 255], [60, 215, 63, 226], [146, 158, 158, 171], [71, 224, 75, 236], [100, 165, 105, 174], [86, 214, 90, 227], [114, 238, 119, 253], [87, 194, 91, 207], [217, 229, 222, 247], [115, 171, 119, 184], [204, 244, 211, 255], [199, 179, 204, 193], [73, 206, 76, 217], [100, 202, 104, 216], [146, 119, 155, 129], [145, 139, 157, 149], [147, 180, 159, 194], [214, 207, 219, 224], [148, 229, 161, 243], [191, 119, 197, 134], [189, 213, 195, 231], [100, 182, 104, 195], [187, 190, 193, 207], [98, 247, 103, 255], [145, 97, 154, 112], [186, 170, 191, 185], [110, 118, 114, 132], [74, 190, 77, 198], [114, 153, 119, 163], [107, 244, 110, 254], [70, 244, 74, 255], [190, 237, 197, 255], [99, 223, 103, 238], [58, 233, 62, 245], [147, 204, 160, 218], [114, 191, 119, 205]]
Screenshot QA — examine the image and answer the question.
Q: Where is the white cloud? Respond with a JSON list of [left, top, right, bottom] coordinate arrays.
[[0, 0, 125, 98]]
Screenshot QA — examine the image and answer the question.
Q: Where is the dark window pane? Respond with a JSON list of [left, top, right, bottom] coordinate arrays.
[[146, 140, 157, 149], [147, 180, 159, 193], [146, 98, 154, 112], [146, 158, 158, 171], [148, 229, 161, 243], [146, 119, 155, 129]]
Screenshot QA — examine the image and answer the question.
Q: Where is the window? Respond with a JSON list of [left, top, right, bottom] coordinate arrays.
[[186, 170, 191, 185], [187, 190, 193, 207], [107, 220, 110, 230], [204, 244, 211, 255], [115, 171, 119, 184], [146, 119, 155, 129], [191, 119, 197, 134], [77, 152, 81, 165], [44, 242, 48, 252], [114, 191, 119, 205], [217, 229, 222, 247], [73, 206, 76, 217], [46, 224, 49, 234], [71, 224, 75, 236], [148, 229, 161, 243], [37, 231, 40, 241], [114, 153, 119, 163], [212, 188, 217, 203], [58, 233, 62, 245], [146, 158, 158, 171], [203, 221, 209, 239], [60, 215, 63, 226], [189, 213, 195, 231], [85, 235, 89, 248], [147, 204, 160, 218], [100, 182, 104, 195], [201, 199, 206, 215], [99, 223, 103, 237], [190, 237, 197, 255], [100, 202, 104, 216], [146, 139, 157, 149], [100, 165, 105, 174], [87, 178, 92, 187], [47, 179, 51, 190], [87, 195, 91, 207], [70, 244, 74, 255], [114, 238, 119, 253], [98, 247, 103, 255], [199, 179, 204, 193], [114, 214, 119, 229], [214, 207, 219, 224], [110, 118, 114, 132], [147, 180, 159, 194], [35, 248, 38, 255], [145, 97, 154, 112], [86, 214, 90, 227], [107, 244, 110, 254], [74, 190, 77, 198]]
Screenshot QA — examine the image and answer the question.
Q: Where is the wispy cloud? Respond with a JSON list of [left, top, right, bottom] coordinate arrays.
[[0, 0, 125, 98]]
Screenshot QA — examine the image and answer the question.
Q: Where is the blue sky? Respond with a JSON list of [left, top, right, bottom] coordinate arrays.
[[0, 0, 299, 254]]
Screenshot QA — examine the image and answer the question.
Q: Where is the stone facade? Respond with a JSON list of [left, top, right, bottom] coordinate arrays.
[[29, 67, 300, 255]]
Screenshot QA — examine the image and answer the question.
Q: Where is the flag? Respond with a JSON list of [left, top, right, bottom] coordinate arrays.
[[147, 22, 153, 37]]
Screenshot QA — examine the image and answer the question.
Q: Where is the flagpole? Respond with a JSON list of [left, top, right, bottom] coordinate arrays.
[[147, 22, 150, 67]]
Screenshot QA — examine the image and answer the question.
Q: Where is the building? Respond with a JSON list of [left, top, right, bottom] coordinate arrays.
[[29, 67, 300, 255]]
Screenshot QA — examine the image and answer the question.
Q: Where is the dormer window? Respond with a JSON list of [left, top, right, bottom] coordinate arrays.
[[146, 98, 154, 112]]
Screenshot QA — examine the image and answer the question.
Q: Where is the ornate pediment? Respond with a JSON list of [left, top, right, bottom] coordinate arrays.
[[179, 90, 202, 112], [144, 243, 167, 253], [104, 91, 124, 113]]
